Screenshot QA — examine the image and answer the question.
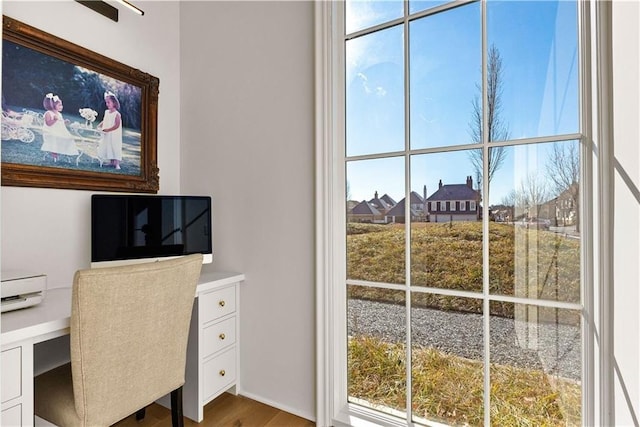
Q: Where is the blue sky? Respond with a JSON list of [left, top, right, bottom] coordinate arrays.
[[345, 0, 579, 205]]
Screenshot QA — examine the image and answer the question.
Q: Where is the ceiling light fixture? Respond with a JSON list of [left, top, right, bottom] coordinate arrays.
[[113, 0, 144, 16]]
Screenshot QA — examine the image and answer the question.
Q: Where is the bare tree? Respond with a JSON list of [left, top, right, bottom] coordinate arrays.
[[546, 142, 580, 230], [468, 45, 509, 187], [500, 189, 517, 208], [515, 173, 550, 219]]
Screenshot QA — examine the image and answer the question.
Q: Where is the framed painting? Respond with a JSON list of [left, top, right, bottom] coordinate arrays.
[[1, 16, 159, 193]]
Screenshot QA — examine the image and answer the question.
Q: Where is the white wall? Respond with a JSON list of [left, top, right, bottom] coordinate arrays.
[[179, 1, 316, 420], [1, 1, 182, 287], [612, 2, 640, 425], [1, 0, 316, 421]]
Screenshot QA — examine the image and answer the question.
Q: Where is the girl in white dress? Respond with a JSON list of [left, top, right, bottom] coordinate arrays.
[[97, 91, 123, 170], [40, 93, 79, 162]]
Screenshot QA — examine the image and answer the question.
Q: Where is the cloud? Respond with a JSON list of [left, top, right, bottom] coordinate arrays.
[[356, 72, 372, 94], [356, 72, 387, 97]]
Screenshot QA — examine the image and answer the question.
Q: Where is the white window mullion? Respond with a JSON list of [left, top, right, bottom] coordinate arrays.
[[403, 0, 413, 421], [594, 1, 615, 424], [480, 0, 492, 425], [578, 1, 596, 425]]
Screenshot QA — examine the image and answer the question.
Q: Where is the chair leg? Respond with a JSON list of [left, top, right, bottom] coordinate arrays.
[[135, 407, 146, 421], [170, 386, 184, 427]]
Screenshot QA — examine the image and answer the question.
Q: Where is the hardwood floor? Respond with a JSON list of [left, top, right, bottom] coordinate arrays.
[[112, 393, 315, 427]]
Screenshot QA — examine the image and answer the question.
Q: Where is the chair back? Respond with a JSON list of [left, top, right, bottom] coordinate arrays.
[[69, 254, 202, 425]]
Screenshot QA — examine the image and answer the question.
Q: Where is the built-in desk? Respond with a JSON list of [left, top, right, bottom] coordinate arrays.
[[1, 271, 244, 426], [1, 288, 71, 426]]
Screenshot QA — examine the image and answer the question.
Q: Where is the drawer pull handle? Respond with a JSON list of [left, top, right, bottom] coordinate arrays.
[[219, 333, 226, 340], [219, 300, 226, 307], [219, 370, 226, 377]]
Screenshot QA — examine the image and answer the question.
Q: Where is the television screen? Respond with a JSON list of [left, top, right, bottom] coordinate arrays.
[[91, 195, 212, 265]]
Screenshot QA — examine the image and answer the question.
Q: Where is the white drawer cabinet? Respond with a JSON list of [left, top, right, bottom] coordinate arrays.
[[2, 403, 23, 426], [1, 341, 33, 427], [2, 347, 22, 402], [202, 317, 236, 357], [200, 286, 236, 323], [159, 272, 243, 423], [202, 347, 236, 400]]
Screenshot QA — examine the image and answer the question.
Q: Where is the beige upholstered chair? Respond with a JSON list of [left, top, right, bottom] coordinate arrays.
[[34, 254, 203, 427]]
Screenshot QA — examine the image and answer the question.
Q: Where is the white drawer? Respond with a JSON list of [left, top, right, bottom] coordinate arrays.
[[1, 403, 22, 426], [1, 347, 22, 403], [202, 347, 236, 400], [202, 317, 236, 357], [200, 286, 236, 324]]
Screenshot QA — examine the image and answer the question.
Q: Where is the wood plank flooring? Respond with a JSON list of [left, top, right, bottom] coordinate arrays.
[[112, 393, 315, 427]]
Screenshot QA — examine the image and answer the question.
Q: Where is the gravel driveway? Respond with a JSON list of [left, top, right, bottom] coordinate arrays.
[[348, 298, 581, 381]]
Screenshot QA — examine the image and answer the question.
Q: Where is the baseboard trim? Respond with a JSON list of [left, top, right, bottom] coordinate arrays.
[[239, 390, 316, 423]]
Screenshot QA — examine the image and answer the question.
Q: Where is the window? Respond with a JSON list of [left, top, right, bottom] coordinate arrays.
[[318, 0, 597, 426]]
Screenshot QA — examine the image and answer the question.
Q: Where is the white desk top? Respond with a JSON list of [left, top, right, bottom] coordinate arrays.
[[1, 287, 72, 347], [197, 271, 245, 293], [1, 271, 244, 348]]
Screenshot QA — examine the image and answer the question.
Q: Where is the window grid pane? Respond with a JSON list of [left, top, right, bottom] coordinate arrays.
[[343, 1, 584, 425]]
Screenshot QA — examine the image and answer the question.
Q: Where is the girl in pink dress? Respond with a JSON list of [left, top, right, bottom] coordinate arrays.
[[40, 93, 79, 162], [97, 91, 123, 170]]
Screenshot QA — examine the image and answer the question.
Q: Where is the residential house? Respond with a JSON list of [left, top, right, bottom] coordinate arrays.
[[524, 183, 579, 226], [549, 183, 579, 226], [379, 193, 397, 208], [347, 191, 397, 223], [348, 199, 384, 223], [368, 191, 393, 214], [489, 204, 513, 222], [426, 176, 481, 222], [385, 191, 425, 223]]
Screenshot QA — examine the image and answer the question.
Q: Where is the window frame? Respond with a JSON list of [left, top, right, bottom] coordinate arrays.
[[315, 1, 610, 426]]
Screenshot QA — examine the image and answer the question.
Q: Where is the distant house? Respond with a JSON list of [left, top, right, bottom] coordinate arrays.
[[538, 183, 578, 226], [410, 189, 428, 221], [556, 183, 578, 225], [368, 191, 393, 214], [385, 191, 425, 223], [348, 200, 384, 223], [379, 193, 397, 207], [426, 176, 481, 222], [347, 191, 400, 223], [489, 204, 513, 222]]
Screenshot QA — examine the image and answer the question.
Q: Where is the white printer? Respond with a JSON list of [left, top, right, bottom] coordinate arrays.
[[1, 270, 47, 312]]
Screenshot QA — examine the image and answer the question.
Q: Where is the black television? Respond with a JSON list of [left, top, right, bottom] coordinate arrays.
[[91, 194, 212, 267]]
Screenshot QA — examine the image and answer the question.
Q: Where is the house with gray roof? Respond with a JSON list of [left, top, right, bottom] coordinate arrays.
[[385, 191, 426, 223], [348, 200, 384, 223], [426, 176, 481, 222], [379, 193, 397, 207], [368, 191, 393, 213]]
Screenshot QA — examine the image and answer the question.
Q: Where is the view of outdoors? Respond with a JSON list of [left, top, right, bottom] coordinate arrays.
[[343, 1, 582, 425]]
